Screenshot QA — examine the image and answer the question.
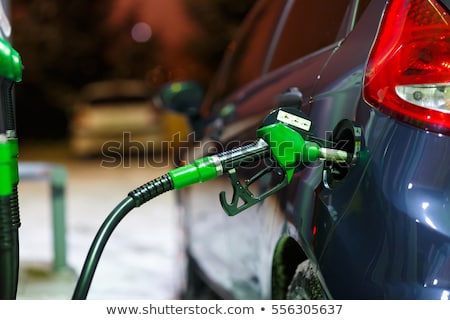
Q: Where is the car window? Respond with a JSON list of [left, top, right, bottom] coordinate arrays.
[[269, 0, 352, 71], [200, 0, 287, 115], [227, 0, 286, 88], [355, 0, 372, 24], [201, 0, 357, 117]]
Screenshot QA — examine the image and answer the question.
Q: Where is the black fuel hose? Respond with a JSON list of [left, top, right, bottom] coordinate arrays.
[[72, 174, 174, 300]]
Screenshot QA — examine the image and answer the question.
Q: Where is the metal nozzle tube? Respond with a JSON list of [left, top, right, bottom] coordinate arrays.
[[319, 147, 351, 163]]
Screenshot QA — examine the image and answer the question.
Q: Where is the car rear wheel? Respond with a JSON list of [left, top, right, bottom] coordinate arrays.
[[286, 259, 326, 300]]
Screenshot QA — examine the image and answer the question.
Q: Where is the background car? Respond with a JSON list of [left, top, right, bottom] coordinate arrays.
[[159, 0, 450, 299], [69, 79, 170, 157]]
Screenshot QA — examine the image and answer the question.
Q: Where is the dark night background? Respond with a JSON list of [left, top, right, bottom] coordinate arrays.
[[9, 0, 257, 140]]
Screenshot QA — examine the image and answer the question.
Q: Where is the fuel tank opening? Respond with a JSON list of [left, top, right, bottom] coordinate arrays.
[[322, 119, 365, 189]]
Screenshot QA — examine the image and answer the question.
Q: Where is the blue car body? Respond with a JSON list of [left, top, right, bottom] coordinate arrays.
[[172, 0, 450, 299]]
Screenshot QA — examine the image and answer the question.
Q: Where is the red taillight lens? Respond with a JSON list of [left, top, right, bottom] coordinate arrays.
[[364, 0, 450, 134]]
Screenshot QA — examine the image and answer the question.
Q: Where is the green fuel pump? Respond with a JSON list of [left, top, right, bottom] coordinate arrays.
[[72, 106, 355, 300], [0, 37, 23, 299]]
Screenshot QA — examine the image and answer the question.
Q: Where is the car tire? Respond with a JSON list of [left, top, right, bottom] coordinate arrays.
[[286, 259, 326, 300]]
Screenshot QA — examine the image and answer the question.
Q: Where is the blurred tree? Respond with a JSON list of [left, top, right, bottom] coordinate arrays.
[[105, 24, 162, 83], [12, 1, 110, 99], [182, 0, 257, 87], [10, 0, 161, 138], [10, 0, 109, 138]]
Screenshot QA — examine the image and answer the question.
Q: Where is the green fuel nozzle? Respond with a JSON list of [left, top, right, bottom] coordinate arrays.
[[256, 122, 351, 182], [73, 106, 357, 299], [127, 107, 352, 215]]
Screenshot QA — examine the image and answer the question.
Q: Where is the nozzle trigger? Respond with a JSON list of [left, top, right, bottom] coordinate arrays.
[[219, 166, 289, 216]]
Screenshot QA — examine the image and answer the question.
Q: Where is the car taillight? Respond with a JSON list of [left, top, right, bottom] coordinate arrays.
[[364, 0, 450, 135]]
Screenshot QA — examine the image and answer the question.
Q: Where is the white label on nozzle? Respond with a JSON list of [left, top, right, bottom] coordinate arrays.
[[277, 110, 312, 132], [0, 2, 11, 38]]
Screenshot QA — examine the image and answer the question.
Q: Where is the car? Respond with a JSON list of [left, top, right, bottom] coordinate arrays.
[[158, 0, 450, 299], [69, 79, 171, 158]]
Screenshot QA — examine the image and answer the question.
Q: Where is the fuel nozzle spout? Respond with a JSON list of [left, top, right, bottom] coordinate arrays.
[[319, 147, 352, 163]]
